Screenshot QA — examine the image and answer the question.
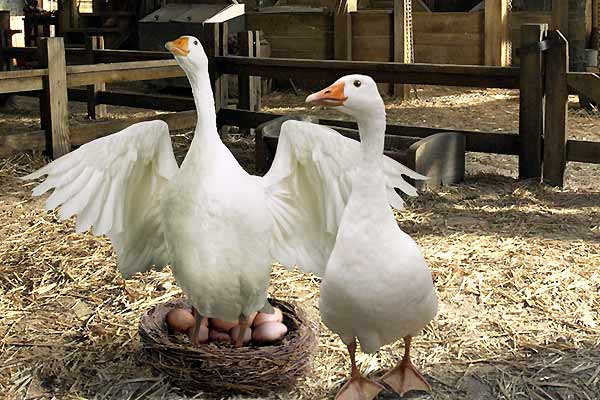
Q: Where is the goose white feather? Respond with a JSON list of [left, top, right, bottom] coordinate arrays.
[[23, 37, 425, 326]]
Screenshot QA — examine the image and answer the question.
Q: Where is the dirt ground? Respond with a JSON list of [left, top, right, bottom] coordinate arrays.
[[0, 86, 599, 400]]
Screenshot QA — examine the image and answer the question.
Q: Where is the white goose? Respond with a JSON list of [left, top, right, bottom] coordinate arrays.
[[306, 76, 438, 400], [23, 37, 425, 348]]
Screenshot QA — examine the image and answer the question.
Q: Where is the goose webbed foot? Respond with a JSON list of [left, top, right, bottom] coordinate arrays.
[[382, 336, 431, 396], [335, 339, 384, 400]]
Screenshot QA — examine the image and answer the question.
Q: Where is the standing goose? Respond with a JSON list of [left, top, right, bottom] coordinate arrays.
[[23, 37, 425, 348], [306, 75, 438, 400]]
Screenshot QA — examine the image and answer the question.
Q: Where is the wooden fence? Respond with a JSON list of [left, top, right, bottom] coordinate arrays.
[[1, 22, 600, 186]]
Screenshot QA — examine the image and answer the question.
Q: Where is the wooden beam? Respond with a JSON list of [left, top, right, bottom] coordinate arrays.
[[566, 139, 600, 163], [66, 60, 184, 87], [253, 31, 262, 112], [0, 128, 46, 157], [334, 0, 355, 61], [86, 36, 107, 119], [543, 30, 569, 186], [0, 111, 197, 157], [485, 0, 510, 66], [567, 72, 600, 104], [71, 111, 197, 146], [39, 37, 70, 159], [204, 22, 223, 112], [217, 108, 521, 155], [518, 24, 547, 180], [216, 56, 521, 88], [0, 69, 46, 93], [96, 91, 195, 111], [237, 31, 254, 135], [3, 47, 171, 63], [219, 22, 229, 113], [552, 0, 569, 34]]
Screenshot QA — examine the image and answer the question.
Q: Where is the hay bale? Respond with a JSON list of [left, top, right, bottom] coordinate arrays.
[[139, 298, 318, 397]]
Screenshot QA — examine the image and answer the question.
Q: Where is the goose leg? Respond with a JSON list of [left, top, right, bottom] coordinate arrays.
[[382, 336, 431, 396], [190, 307, 203, 345], [335, 338, 384, 400], [234, 314, 249, 348]]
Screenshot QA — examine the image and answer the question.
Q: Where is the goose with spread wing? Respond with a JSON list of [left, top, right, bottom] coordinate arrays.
[[23, 36, 425, 348]]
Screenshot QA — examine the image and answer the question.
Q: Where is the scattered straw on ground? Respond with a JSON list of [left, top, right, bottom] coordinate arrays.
[[1, 87, 599, 400]]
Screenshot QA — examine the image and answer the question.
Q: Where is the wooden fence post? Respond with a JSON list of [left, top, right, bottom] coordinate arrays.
[[39, 37, 70, 159], [86, 36, 107, 119], [252, 31, 261, 112], [485, 0, 510, 66], [203, 22, 222, 112], [518, 23, 546, 181], [543, 30, 569, 186], [237, 30, 261, 136], [219, 22, 229, 111]]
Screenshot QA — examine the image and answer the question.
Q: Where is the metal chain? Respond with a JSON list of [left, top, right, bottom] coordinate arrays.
[[405, 0, 414, 63], [507, 0, 512, 65]]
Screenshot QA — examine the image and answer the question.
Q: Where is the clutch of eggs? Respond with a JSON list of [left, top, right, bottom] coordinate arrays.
[[165, 306, 288, 346]]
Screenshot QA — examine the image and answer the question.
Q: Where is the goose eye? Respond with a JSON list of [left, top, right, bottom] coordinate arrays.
[[353, 80, 361, 88], [194, 40, 199, 46]]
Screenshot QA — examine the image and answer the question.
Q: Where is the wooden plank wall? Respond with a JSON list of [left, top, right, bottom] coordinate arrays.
[[351, 11, 484, 65], [246, 11, 333, 60], [246, 10, 549, 67], [413, 11, 484, 64]]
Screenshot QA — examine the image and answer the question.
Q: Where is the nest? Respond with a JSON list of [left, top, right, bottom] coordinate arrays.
[[139, 298, 318, 397]]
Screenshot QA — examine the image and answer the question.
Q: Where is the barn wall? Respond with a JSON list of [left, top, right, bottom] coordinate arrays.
[[247, 9, 550, 67], [246, 11, 333, 59], [351, 10, 484, 65]]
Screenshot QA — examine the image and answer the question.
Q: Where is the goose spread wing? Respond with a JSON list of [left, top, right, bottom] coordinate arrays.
[[23, 120, 179, 277], [262, 120, 425, 277]]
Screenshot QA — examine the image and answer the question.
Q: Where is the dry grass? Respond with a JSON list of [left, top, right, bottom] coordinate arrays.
[[1, 87, 599, 399]]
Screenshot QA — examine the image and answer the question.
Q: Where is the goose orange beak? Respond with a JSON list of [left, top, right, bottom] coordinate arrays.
[[165, 37, 190, 57], [306, 81, 347, 106]]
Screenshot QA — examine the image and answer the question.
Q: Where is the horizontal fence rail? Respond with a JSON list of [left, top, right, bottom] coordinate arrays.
[[217, 108, 521, 155], [216, 56, 521, 88], [0, 60, 184, 94], [3, 47, 172, 63]]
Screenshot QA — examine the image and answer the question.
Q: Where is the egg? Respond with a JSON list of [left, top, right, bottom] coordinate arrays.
[[166, 308, 195, 333], [229, 325, 252, 345], [209, 329, 231, 343], [252, 321, 288, 344], [210, 318, 238, 332], [252, 307, 283, 327], [188, 324, 209, 344]]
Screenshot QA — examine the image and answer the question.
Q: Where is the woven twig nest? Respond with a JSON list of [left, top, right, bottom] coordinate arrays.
[[139, 298, 318, 397]]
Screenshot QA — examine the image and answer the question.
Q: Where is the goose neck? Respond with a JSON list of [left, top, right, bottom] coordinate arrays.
[[357, 113, 386, 166], [187, 68, 220, 149]]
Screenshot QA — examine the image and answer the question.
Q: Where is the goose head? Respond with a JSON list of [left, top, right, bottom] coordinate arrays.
[[165, 36, 208, 72], [306, 74, 384, 119]]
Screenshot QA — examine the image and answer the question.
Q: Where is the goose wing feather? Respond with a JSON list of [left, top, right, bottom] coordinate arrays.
[[262, 120, 425, 276], [23, 120, 179, 277]]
